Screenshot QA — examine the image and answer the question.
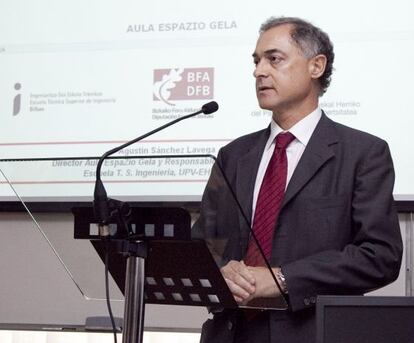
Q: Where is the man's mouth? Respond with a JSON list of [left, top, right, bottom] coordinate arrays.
[[257, 86, 273, 91]]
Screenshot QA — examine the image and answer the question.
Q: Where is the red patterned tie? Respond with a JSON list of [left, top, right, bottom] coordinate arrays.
[[244, 131, 295, 266]]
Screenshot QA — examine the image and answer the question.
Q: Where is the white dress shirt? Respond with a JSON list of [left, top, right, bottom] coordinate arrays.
[[252, 107, 322, 218]]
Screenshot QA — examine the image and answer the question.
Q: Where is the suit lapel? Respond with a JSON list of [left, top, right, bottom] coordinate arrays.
[[282, 113, 338, 208], [235, 128, 270, 236]]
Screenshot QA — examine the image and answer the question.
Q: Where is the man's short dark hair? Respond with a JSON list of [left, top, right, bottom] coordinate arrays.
[[260, 17, 334, 95]]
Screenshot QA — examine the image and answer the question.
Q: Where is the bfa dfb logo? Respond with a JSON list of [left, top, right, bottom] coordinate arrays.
[[13, 83, 22, 116], [153, 68, 214, 106]]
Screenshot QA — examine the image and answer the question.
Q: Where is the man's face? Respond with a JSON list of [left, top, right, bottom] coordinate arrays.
[[253, 24, 317, 114]]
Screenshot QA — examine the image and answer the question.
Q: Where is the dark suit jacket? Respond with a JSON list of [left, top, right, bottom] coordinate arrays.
[[194, 113, 403, 343]]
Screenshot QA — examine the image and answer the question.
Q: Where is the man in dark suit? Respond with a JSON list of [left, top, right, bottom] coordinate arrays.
[[193, 17, 403, 343]]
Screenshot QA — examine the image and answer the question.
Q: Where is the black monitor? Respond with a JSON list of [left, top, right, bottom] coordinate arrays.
[[316, 296, 414, 343]]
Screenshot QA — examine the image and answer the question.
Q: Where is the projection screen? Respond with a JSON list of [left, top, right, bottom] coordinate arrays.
[[0, 0, 413, 201]]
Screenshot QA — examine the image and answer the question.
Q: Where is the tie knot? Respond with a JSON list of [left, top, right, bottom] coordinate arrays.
[[275, 132, 295, 150]]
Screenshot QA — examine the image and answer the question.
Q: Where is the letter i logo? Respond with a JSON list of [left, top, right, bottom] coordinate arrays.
[[13, 83, 22, 116]]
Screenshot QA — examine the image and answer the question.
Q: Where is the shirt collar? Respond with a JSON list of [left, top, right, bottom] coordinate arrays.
[[266, 106, 322, 150]]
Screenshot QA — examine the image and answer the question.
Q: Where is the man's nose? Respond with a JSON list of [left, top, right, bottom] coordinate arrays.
[[253, 59, 269, 78]]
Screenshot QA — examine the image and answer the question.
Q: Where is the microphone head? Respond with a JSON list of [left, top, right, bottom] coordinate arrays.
[[201, 101, 219, 114]]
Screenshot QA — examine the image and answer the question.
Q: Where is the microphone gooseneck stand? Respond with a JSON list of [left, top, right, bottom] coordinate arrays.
[[93, 101, 219, 343]]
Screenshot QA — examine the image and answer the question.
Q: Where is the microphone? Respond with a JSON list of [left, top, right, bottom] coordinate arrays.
[[202, 101, 219, 114], [93, 101, 219, 231]]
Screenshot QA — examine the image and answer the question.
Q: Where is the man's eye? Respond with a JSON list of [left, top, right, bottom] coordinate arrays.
[[253, 59, 259, 66], [270, 55, 282, 63]]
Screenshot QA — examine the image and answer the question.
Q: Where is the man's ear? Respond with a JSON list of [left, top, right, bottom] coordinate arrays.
[[309, 54, 327, 79]]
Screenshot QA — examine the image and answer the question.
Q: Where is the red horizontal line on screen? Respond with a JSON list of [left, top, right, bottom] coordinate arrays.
[[0, 139, 231, 146], [0, 179, 207, 185]]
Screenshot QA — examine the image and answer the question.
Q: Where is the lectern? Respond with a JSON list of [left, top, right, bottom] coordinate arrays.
[[73, 205, 237, 343], [0, 153, 289, 342]]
